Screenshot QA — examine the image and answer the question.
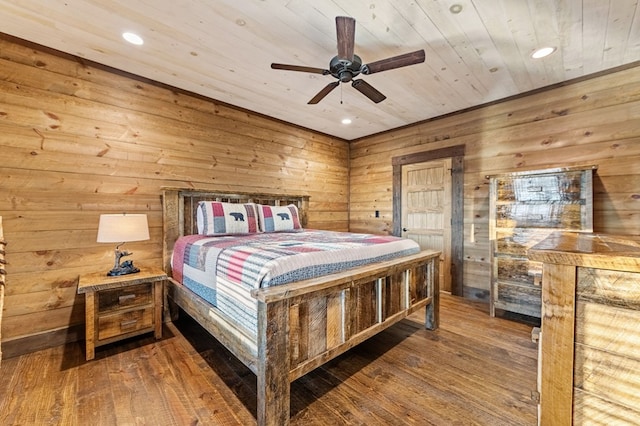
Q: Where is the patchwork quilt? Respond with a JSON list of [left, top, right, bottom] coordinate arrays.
[[171, 229, 420, 338]]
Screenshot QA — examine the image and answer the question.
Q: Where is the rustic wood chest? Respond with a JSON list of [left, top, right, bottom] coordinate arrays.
[[529, 232, 640, 425], [488, 165, 596, 318]]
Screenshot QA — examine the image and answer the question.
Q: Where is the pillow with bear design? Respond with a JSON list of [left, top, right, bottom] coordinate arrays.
[[258, 204, 302, 232], [197, 201, 260, 235]]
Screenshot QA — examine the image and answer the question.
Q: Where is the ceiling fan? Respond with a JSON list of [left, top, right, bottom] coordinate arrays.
[[271, 16, 426, 104]]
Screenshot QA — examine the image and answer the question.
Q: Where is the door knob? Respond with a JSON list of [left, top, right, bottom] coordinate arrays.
[[402, 228, 408, 232]]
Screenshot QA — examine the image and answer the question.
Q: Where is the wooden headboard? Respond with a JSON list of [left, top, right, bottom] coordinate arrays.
[[162, 188, 310, 273]]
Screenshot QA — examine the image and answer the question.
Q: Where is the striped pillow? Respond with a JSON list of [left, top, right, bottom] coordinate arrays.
[[197, 201, 260, 235], [258, 204, 302, 232]]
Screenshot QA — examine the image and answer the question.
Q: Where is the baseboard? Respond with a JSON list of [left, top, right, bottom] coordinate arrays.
[[1, 324, 84, 359]]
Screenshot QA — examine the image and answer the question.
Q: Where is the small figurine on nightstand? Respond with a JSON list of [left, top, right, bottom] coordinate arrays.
[[107, 245, 140, 276]]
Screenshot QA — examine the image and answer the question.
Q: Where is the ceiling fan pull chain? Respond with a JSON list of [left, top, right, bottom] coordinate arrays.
[[340, 82, 343, 104]]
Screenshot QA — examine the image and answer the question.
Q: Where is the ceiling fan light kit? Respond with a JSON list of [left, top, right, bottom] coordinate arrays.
[[271, 16, 425, 104]]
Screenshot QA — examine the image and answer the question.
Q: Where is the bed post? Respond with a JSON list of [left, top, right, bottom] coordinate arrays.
[[426, 257, 440, 330], [162, 189, 181, 274], [162, 189, 182, 321], [256, 298, 290, 425]]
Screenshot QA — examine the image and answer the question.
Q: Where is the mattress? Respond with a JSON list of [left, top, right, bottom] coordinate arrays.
[[171, 229, 420, 338]]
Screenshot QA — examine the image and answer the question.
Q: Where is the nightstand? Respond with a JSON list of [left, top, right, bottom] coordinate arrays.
[[77, 267, 167, 360]]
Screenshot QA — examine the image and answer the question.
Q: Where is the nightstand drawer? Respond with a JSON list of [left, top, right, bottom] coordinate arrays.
[[98, 283, 152, 313], [98, 307, 154, 340]]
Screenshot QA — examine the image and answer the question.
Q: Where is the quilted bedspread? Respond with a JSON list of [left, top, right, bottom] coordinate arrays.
[[171, 229, 420, 338]]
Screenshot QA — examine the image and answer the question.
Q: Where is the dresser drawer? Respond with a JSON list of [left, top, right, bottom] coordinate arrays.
[[496, 172, 584, 202], [496, 203, 585, 229], [496, 256, 542, 286], [495, 282, 541, 317], [98, 283, 152, 313], [495, 228, 552, 256], [97, 307, 154, 341]]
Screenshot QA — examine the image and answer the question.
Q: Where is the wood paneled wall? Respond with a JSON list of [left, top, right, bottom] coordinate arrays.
[[2, 32, 639, 356], [0, 36, 349, 356], [349, 64, 640, 301]]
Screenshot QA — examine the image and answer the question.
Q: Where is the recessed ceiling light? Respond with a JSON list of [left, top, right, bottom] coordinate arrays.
[[449, 4, 463, 14], [531, 46, 556, 59], [122, 32, 144, 45], [341, 118, 352, 125]]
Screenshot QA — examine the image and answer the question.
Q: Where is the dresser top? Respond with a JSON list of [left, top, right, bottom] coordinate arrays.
[[485, 164, 597, 179], [528, 232, 640, 272]]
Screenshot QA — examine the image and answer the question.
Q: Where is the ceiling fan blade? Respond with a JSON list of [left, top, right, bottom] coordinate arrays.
[[351, 79, 386, 103], [271, 63, 329, 75], [361, 49, 426, 75], [308, 81, 340, 104], [335, 16, 356, 62]]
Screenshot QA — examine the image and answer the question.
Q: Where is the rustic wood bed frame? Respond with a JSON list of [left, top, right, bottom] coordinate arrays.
[[162, 188, 440, 425]]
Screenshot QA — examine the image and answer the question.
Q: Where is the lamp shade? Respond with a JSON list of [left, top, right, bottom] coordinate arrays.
[[97, 213, 150, 243]]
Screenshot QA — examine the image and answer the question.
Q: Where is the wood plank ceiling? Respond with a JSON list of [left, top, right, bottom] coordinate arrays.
[[1, 0, 639, 140]]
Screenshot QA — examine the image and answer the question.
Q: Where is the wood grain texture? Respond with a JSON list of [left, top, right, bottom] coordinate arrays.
[[79, 269, 166, 360], [351, 65, 640, 304], [0, 217, 5, 366], [168, 251, 439, 425], [0, 36, 348, 353], [488, 166, 594, 319], [0, 294, 538, 425], [3, 24, 640, 357], [0, 3, 638, 141], [538, 263, 577, 425], [530, 232, 640, 425]]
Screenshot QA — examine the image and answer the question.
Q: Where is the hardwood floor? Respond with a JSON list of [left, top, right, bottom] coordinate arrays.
[[0, 294, 538, 425]]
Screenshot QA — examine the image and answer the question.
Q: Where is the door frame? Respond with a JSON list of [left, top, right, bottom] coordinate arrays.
[[392, 145, 465, 296]]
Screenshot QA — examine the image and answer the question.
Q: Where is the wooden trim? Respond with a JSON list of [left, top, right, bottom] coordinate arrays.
[[392, 145, 465, 296], [485, 163, 598, 179], [391, 145, 466, 167], [538, 263, 577, 425], [1, 324, 85, 359], [450, 154, 464, 298], [0, 216, 5, 366]]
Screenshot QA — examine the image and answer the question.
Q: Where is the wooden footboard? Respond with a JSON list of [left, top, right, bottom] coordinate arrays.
[[253, 250, 439, 425], [162, 188, 440, 425], [166, 250, 439, 425]]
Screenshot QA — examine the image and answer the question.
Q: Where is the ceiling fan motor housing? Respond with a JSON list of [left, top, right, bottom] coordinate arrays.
[[330, 54, 362, 82]]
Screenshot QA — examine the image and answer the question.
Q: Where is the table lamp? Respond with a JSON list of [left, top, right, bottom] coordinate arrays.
[[97, 213, 149, 276]]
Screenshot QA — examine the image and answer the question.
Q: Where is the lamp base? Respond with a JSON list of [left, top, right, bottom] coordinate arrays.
[[106, 260, 140, 276]]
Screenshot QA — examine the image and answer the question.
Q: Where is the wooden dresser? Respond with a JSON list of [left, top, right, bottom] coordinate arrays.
[[488, 165, 596, 318], [528, 232, 640, 425]]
